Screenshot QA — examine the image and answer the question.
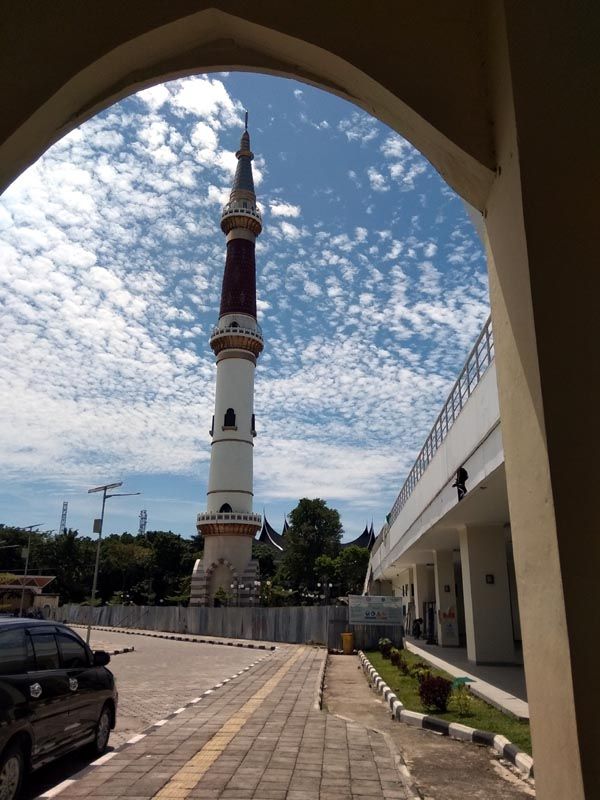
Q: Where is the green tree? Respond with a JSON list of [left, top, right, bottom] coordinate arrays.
[[281, 499, 342, 591], [252, 542, 277, 580], [335, 545, 370, 595]]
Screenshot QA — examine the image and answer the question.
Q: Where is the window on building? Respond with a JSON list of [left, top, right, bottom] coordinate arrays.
[[210, 415, 214, 436], [251, 413, 256, 436], [223, 408, 236, 429], [219, 503, 232, 513]]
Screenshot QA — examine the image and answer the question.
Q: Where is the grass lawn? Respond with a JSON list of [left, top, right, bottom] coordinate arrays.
[[367, 649, 532, 754]]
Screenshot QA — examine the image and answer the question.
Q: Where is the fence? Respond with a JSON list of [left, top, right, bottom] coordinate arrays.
[[52, 604, 402, 651], [386, 316, 494, 528]]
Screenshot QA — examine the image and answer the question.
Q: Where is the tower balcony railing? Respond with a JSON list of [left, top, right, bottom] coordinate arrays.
[[385, 315, 495, 530], [210, 322, 263, 340], [221, 205, 262, 222], [197, 511, 262, 526]]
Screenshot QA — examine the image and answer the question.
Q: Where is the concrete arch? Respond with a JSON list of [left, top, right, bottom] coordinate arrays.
[[0, 5, 494, 207], [204, 557, 238, 581], [1, 4, 599, 797]]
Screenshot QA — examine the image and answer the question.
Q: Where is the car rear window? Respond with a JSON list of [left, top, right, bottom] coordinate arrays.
[[0, 628, 30, 674], [30, 630, 60, 670], [56, 631, 90, 668]]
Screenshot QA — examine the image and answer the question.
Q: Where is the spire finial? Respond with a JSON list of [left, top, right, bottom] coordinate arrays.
[[244, 110, 248, 130]]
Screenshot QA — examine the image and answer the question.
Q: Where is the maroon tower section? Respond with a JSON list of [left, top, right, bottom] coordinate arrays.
[[219, 237, 257, 318]]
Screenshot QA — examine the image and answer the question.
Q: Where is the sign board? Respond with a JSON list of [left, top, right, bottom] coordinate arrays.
[[348, 595, 403, 625]]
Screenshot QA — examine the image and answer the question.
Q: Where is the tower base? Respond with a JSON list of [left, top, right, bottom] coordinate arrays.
[[190, 556, 259, 607]]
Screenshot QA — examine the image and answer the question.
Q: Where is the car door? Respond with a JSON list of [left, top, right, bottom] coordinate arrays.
[[26, 627, 72, 762], [55, 629, 103, 741], [0, 627, 34, 749]]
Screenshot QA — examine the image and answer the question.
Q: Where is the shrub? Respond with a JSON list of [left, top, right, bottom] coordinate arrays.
[[408, 660, 431, 683], [378, 637, 393, 658], [390, 647, 401, 666], [397, 654, 409, 675], [418, 674, 453, 712], [453, 683, 473, 716]]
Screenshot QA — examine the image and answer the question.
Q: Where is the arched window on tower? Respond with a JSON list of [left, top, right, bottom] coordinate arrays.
[[219, 503, 232, 513], [223, 408, 237, 430]]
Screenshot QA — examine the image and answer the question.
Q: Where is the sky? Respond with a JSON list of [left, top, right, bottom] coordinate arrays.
[[0, 72, 490, 543]]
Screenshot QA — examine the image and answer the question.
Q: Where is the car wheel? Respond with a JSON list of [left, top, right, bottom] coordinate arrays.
[[0, 743, 25, 800], [92, 705, 111, 756]]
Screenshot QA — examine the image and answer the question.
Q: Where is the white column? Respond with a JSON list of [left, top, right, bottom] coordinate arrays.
[[459, 525, 516, 664], [412, 563, 430, 622], [433, 550, 460, 646]]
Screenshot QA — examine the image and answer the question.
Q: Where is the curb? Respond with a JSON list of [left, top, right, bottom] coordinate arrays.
[[71, 624, 277, 651], [35, 652, 272, 799], [108, 646, 134, 656], [358, 650, 534, 780]]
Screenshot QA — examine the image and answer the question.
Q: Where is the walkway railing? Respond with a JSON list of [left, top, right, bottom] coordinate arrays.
[[386, 316, 494, 528]]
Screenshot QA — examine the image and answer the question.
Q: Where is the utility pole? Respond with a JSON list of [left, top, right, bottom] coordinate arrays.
[[86, 482, 140, 643], [58, 501, 68, 534], [138, 509, 147, 536], [19, 524, 43, 616]]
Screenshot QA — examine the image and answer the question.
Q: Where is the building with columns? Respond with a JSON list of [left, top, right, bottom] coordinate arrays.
[[367, 318, 522, 665], [190, 119, 263, 607]]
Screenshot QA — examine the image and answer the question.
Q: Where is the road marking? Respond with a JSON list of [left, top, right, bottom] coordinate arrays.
[[189, 697, 202, 704], [152, 648, 304, 800], [127, 733, 147, 744], [90, 752, 118, 766], [173, 707, 186, 714], [153, 719, 169, 726]]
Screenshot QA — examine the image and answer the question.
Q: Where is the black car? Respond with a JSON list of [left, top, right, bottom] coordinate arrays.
[[0, 619, 117, 800]]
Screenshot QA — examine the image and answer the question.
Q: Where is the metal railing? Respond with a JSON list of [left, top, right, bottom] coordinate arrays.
[[210, 323, 263, 340], [386, 316, 494, 528], [197, 511, 262, 524]]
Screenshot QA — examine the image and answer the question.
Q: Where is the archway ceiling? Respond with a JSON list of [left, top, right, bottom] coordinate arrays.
[[1, 3, 495, 207]]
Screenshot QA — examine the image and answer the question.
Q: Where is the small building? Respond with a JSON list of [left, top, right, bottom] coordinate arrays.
[[0, 575, 58, 616]]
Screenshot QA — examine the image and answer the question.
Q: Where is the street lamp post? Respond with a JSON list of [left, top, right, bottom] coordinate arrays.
[[86, 482, 140, 643], [19, 524, 43, 616]]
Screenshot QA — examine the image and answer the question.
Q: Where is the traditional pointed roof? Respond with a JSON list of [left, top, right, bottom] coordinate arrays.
[[282, 518, 290, 537], [256, 514, 284, 551], [341, 523, 375, 551]]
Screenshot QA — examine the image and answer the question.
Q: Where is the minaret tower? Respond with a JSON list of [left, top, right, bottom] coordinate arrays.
[[191, 115, 264, 606]]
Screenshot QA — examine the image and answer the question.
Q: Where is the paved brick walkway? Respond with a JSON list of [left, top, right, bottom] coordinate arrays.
[[38, 647, 410, 800]]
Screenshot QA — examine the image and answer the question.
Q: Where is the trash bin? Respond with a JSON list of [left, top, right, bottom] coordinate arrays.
[[341, 632, 354, 655]]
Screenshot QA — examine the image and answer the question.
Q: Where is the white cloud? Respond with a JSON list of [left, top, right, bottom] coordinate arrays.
[[269, 201, 301, 218], [367, 167, 389, 192], [338, 112, 379, 144]]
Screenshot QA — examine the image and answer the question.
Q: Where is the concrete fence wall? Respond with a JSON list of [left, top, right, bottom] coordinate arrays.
[[52, 604, 402, 651]]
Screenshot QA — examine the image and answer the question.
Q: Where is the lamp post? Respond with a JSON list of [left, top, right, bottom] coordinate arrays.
[[19, 524, 43, 616], [86, 482, 140, 643]]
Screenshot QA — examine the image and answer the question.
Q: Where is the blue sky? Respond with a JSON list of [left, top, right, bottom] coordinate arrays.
[[0, 72, 489, 542]]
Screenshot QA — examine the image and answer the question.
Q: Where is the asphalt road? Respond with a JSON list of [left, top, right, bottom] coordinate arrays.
[[24, 629, 266, 799]]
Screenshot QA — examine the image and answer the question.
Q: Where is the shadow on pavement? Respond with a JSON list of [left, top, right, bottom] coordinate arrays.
[[22, 746, 115, 800]]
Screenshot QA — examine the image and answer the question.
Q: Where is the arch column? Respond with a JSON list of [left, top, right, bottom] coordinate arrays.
[[483, 4, 599, 797]]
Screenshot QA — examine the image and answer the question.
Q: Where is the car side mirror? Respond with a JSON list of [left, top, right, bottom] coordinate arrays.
[[93, 650, 111, 666]]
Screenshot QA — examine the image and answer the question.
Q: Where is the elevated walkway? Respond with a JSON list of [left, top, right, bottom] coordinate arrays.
[[405, 637, 529, 720]]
